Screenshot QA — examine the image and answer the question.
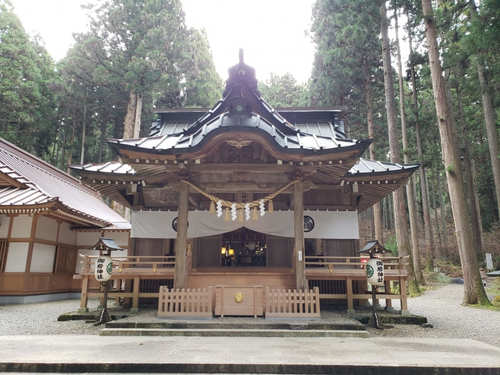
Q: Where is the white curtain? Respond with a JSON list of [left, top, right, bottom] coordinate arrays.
[[131, 210, 359, 239]]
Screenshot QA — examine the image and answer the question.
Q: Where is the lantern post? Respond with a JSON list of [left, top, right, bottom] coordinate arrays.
[[360, 240, 387, 329], [92, 236, 122, 325]]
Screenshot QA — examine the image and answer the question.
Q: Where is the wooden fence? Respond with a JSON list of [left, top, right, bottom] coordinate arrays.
[[265, 287, 320, 318], [158, 286, 213, 318]]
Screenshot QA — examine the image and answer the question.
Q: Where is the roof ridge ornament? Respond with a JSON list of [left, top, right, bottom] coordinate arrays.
[[239, 48, 244, 64]]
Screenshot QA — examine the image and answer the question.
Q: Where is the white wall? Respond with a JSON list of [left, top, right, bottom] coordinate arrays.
[[4, 242, 29, 272], [11, 215, 32, 238], [35, 215, 58, 242], [59, 222, 76, 245], [0, 215, 9, 237], [29, 243, 56, 272]]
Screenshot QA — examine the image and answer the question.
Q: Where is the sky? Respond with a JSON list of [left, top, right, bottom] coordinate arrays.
[[9, 0, 316, 83]]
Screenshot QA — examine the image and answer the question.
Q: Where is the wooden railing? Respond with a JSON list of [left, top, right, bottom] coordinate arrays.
[[158, 286, 213, 318], [79, 255, 176, 275], [305, 255, 410, 314], [304, 255, 408, 272], [265, 287, 320, 318]]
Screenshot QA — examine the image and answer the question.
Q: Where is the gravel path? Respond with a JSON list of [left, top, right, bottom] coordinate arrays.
[[0, 299, 100, 335], [369, 283, 500, 347], [1, 283, 498, 347]]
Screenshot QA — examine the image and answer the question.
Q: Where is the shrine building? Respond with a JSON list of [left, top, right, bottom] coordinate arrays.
[[72, 54, 418, 317], [0, 138, 130, 303]]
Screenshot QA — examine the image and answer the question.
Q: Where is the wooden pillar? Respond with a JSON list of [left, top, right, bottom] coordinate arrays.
[[346, 277, 354, 313], [24, 214, 38, 272], [385, 280, 393, 310], [294, 180, 306, 290], [400, 277, 408, 315], [79, 276, 89, 312], [314, 239, 322, 255], [132, 276, 140, 312], [174, 182, 189, 289]]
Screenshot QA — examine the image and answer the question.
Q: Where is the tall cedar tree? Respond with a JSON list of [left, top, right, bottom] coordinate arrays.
[[421, 0, 489, 304], [86, 0, 187, 138], [0, 1, 58, 158], [380, 1, 419, 293], [310, 0, 384, 241]]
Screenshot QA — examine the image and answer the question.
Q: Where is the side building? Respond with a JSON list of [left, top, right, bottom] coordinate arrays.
[[0, 138, 130, 304]]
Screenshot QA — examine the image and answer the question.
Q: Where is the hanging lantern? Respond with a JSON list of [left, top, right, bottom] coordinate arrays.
[[209, 201, 215, 214], [268, 199, 274, 213]]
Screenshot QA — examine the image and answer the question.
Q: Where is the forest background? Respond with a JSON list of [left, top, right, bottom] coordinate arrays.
[[0, 0, 498, 304]]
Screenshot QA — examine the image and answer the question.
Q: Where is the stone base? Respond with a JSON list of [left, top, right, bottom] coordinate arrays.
[[353, 311, 427, 325]]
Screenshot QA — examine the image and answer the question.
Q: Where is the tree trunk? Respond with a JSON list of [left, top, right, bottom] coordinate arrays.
[[123, 90, 137, 139], [471, 159, 484, 244], [438, 171, 447, 258], [66, 117, 76, 174], [80, 101, 87, 165], [365, 70, 383, 242], [134, 93, 143, 138], [380, 2, 418, 294], [476, 62, 500, 219], [408, 15, 436, 267], [453, 65, 484, 259], [421, 0, 489, 305], [468, 3, 500, 220], [395, 10, 423, 283], [431, 172, 444, 258]]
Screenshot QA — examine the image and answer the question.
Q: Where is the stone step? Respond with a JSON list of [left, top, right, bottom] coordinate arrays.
[[105, 321, 366, 331], [100, 328, 369, 338]]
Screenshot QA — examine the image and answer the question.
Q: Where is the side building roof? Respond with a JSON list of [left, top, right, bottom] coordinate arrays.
[[0, 138, 130, 230]]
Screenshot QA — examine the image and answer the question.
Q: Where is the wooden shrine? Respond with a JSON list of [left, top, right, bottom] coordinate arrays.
[[73, 52, 417, 317]]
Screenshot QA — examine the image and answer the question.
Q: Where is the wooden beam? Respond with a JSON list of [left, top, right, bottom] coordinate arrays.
[[294, 180, 306, 290], [174, 182, 189, 288], [190, 163, 295, 174]]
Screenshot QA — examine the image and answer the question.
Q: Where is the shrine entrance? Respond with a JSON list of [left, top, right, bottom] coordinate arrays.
[[189, 228, 296, 295], [192, 228, 292, 270]]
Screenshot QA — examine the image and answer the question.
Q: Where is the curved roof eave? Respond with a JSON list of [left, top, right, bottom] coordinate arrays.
[[108, 113, 371, 159]]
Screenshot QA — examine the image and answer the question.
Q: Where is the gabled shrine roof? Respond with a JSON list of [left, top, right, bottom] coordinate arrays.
[[0, 138, 130, 229], [109, 112, 368, 156], [109, 53, 368, 160]]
